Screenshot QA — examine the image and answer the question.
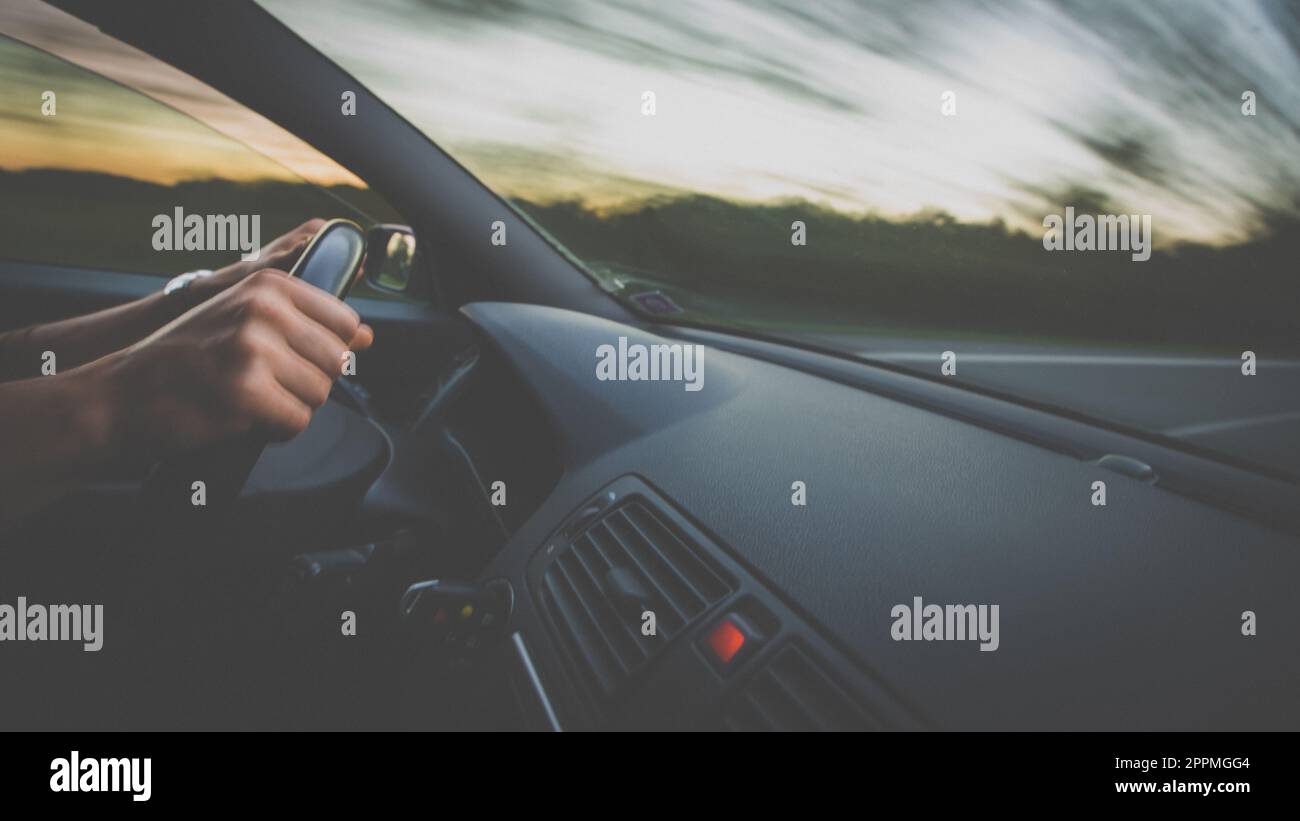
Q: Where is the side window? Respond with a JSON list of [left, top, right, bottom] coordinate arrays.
[[0, 32, 405, 298]]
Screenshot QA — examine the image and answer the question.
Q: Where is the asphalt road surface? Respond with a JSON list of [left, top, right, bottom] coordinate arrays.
[[803, 334, 1300, 478]]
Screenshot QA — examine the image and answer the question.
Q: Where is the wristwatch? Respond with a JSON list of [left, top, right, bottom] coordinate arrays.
[[162, 269, 215, 296]]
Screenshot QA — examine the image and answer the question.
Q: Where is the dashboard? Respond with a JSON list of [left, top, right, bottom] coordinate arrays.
[[456, 302, 1300, 731]]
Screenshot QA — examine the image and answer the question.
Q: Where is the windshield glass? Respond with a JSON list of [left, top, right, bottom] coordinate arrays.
[[263, 0, 1300, 477]]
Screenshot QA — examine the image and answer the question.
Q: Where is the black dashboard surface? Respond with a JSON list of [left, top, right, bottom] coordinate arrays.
[[462, 302, 1300, 731]]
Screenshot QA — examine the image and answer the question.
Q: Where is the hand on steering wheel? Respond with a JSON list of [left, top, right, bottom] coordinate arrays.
[[121, 219, 370, 520]]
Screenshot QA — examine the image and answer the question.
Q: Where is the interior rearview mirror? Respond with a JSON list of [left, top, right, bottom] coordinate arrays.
[[364, 224, 417, 293]]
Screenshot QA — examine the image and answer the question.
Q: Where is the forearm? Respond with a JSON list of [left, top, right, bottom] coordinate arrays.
[[2, 289, 192, 381], [0, 324, 37, 382], [0, 361, 120, 528], [1, 221, 321, 383]]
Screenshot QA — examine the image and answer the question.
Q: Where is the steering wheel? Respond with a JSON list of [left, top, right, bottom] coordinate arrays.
[[139, 219, 368, 530]]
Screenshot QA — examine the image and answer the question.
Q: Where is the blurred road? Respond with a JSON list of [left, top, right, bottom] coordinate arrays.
[[806, 334, 1300, 477]]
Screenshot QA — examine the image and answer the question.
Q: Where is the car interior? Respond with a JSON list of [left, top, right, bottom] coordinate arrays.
[[1, 0, 1297, 731]]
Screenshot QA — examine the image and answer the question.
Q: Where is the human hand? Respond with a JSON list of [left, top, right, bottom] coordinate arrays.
[[92, 267, 373, 459]]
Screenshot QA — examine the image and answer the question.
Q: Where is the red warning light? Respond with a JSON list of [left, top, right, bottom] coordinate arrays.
[[706, 618, 746, 664]]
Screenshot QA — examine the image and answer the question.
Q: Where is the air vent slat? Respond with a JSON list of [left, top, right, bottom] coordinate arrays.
[[551, 556, 641, 684], [627, 504, 731, 604], [543, 566, 625, 695], [744, 667, 816, 731], [537, 496, 735, 709], [765, 666, 836, 731], [566, 537, 652, 667], [616, 505, 721, 616], [560, 547, 649, 672], [607, 515, 703, 623], [770, 646, 876, 730], [725, 645, 876, 732], [590, 522, 690, 636]]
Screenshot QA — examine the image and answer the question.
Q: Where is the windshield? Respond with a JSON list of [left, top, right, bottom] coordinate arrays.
[[263, 0, 1300, 477]]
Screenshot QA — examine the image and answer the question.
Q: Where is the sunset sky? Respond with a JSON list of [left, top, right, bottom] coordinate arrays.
[[0, 0, 360, 186], [3, 0, 1299, 245]]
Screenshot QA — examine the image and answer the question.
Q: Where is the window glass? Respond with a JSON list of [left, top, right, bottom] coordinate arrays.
[[0, 9, 403, 299]]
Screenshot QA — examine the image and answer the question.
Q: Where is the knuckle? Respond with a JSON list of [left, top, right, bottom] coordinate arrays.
[[226, 370, 264, 415], [229, 326, 264, 362], [340, 311, 361, 341], [241, 291, 289, 328], [246, 268, 283, 288], [287, 405, 312, 436], [244, 288, 276, 314], [315, 374, 334, 407], [307, 372, 332, 408]]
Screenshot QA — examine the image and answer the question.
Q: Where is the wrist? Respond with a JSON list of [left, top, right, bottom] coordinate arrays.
[[66, 353, 127, 467], [195, 264, 244, 299], [163, 268, 223, 310]]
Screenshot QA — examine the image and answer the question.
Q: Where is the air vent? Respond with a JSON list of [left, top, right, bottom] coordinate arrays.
[[540, 500, 733, 701], [724, 644, 878, 731]]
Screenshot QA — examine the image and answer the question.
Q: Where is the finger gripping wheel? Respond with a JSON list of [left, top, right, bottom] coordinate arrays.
[[140, 219, 367, 524]]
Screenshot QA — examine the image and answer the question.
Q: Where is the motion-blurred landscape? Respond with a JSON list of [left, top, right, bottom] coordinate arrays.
[[264, 0, 1300, 353], [0, 168, 398, 275], [2, 166, 1296, 353], [516, 193, 1300, 352]]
